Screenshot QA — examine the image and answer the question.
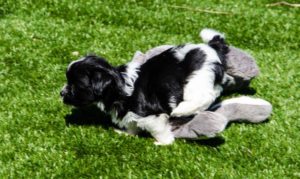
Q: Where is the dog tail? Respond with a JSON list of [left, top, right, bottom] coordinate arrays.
[[199, 28, 229, 60]]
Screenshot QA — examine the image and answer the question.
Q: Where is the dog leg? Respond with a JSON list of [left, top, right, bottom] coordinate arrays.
[[171, 81, 223, 117], [137, 113, 174, 145]]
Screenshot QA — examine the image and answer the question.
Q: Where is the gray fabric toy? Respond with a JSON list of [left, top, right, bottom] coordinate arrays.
[[223, 46, 260, 91], [172, 96, 272, 138], [130, 29, 272, 139]]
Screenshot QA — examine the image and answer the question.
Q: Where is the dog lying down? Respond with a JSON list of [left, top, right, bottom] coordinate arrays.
[[61, 29, 232, 145]]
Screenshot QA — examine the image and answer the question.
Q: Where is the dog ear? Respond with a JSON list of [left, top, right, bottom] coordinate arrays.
[[88, 56, 126, 96], [104, 69, 127, 96], [91, 67, 125, 97], [91, 70, 113, 95]]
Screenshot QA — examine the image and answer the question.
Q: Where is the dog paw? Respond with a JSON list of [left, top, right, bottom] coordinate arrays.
[[154, 141, 172, 146], [154, 138, 174, 146], [153, 132, 175, 146], [171, 104, 198, 117], [171, 101, 200, 117]]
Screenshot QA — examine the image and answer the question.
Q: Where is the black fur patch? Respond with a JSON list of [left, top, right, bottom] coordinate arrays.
[[208, 36, 229, 68]]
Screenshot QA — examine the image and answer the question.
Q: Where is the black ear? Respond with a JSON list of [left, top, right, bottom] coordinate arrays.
[[91, 70, 113, 95], [101, 68, 126, 96], [88, 56, 125, 96]]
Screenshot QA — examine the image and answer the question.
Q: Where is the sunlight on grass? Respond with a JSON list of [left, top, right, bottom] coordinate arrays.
[[0, 0, 299, 178]]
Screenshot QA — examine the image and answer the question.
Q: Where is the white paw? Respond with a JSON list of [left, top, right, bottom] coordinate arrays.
[[159, 113, 170, 120], [154, 141, 173, 146], [153, 131, 175, 146], [171, 103, 198, 117], [154, 137, 174, 145]]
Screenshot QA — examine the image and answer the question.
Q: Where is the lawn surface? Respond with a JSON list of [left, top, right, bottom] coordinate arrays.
[[0, 0, 299, 178]]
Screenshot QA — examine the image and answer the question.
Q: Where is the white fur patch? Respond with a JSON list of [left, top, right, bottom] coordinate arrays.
[[111, 111, 174, 145], [168, 96, 177, 109], [121, 61, 142, 96], [172, 44, 198, 61], [199, 44, 221, 63], [110, 109, 120, 127], [172, 44, 221, 64], [171, 67, 222, 116], [110, 111, 140, 129], [200, 28, 225, 43], [97, 102, 105, 111], [136, 113, 174, 145]]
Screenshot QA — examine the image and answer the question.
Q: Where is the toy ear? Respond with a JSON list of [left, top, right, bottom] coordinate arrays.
[[224, 46, 260, 91], [226, 46, 259, 79]]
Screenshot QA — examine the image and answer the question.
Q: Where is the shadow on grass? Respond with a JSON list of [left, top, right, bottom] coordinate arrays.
[[64, 105, 114, 129], [185, 136, 225, 147], [64, 106, 233, 147], [225, 118, 270, 129]]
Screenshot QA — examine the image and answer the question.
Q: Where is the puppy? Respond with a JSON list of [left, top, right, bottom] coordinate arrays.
[[61, 29, 229, 145]]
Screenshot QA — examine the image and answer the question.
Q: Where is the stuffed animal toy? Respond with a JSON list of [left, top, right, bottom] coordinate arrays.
[[130, 29, 272, 139], [171, 96, 272, 138]]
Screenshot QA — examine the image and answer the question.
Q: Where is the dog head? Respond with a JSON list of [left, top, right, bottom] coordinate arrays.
[[60, 55, 123, 108]]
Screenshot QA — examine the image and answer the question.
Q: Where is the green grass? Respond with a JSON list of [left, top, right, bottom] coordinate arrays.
[[1, 0, 300, 178]]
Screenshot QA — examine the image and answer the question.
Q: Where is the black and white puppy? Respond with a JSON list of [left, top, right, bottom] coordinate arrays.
[[61, 29, 229, 145]]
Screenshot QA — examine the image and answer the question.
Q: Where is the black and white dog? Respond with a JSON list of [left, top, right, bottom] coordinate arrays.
[[61, 29, 229, 145]]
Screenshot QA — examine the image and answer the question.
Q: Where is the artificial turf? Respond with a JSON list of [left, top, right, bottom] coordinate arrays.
[[0, 0, 299, 178]]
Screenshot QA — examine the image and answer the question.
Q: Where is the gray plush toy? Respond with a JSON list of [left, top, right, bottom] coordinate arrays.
[[131, 29, 272, 139], [172, 96, 272, 138]]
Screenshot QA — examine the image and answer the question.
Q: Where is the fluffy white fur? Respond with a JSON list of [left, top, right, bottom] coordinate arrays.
[[200, 28, 225, 43], [136, 113, 174, 145], [111, 111, 174, 145], [97, 102, 105, 111], [168, 96, 177, 109], [173, 44, 198, 61], [121, 61, 142, 96]]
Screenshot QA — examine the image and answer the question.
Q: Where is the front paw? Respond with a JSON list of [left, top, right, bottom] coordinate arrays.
[[154, 137, 174, 146], [171, 103, 198, 117], [153, 130, 175, 146], [154, 141, 173, 146]]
